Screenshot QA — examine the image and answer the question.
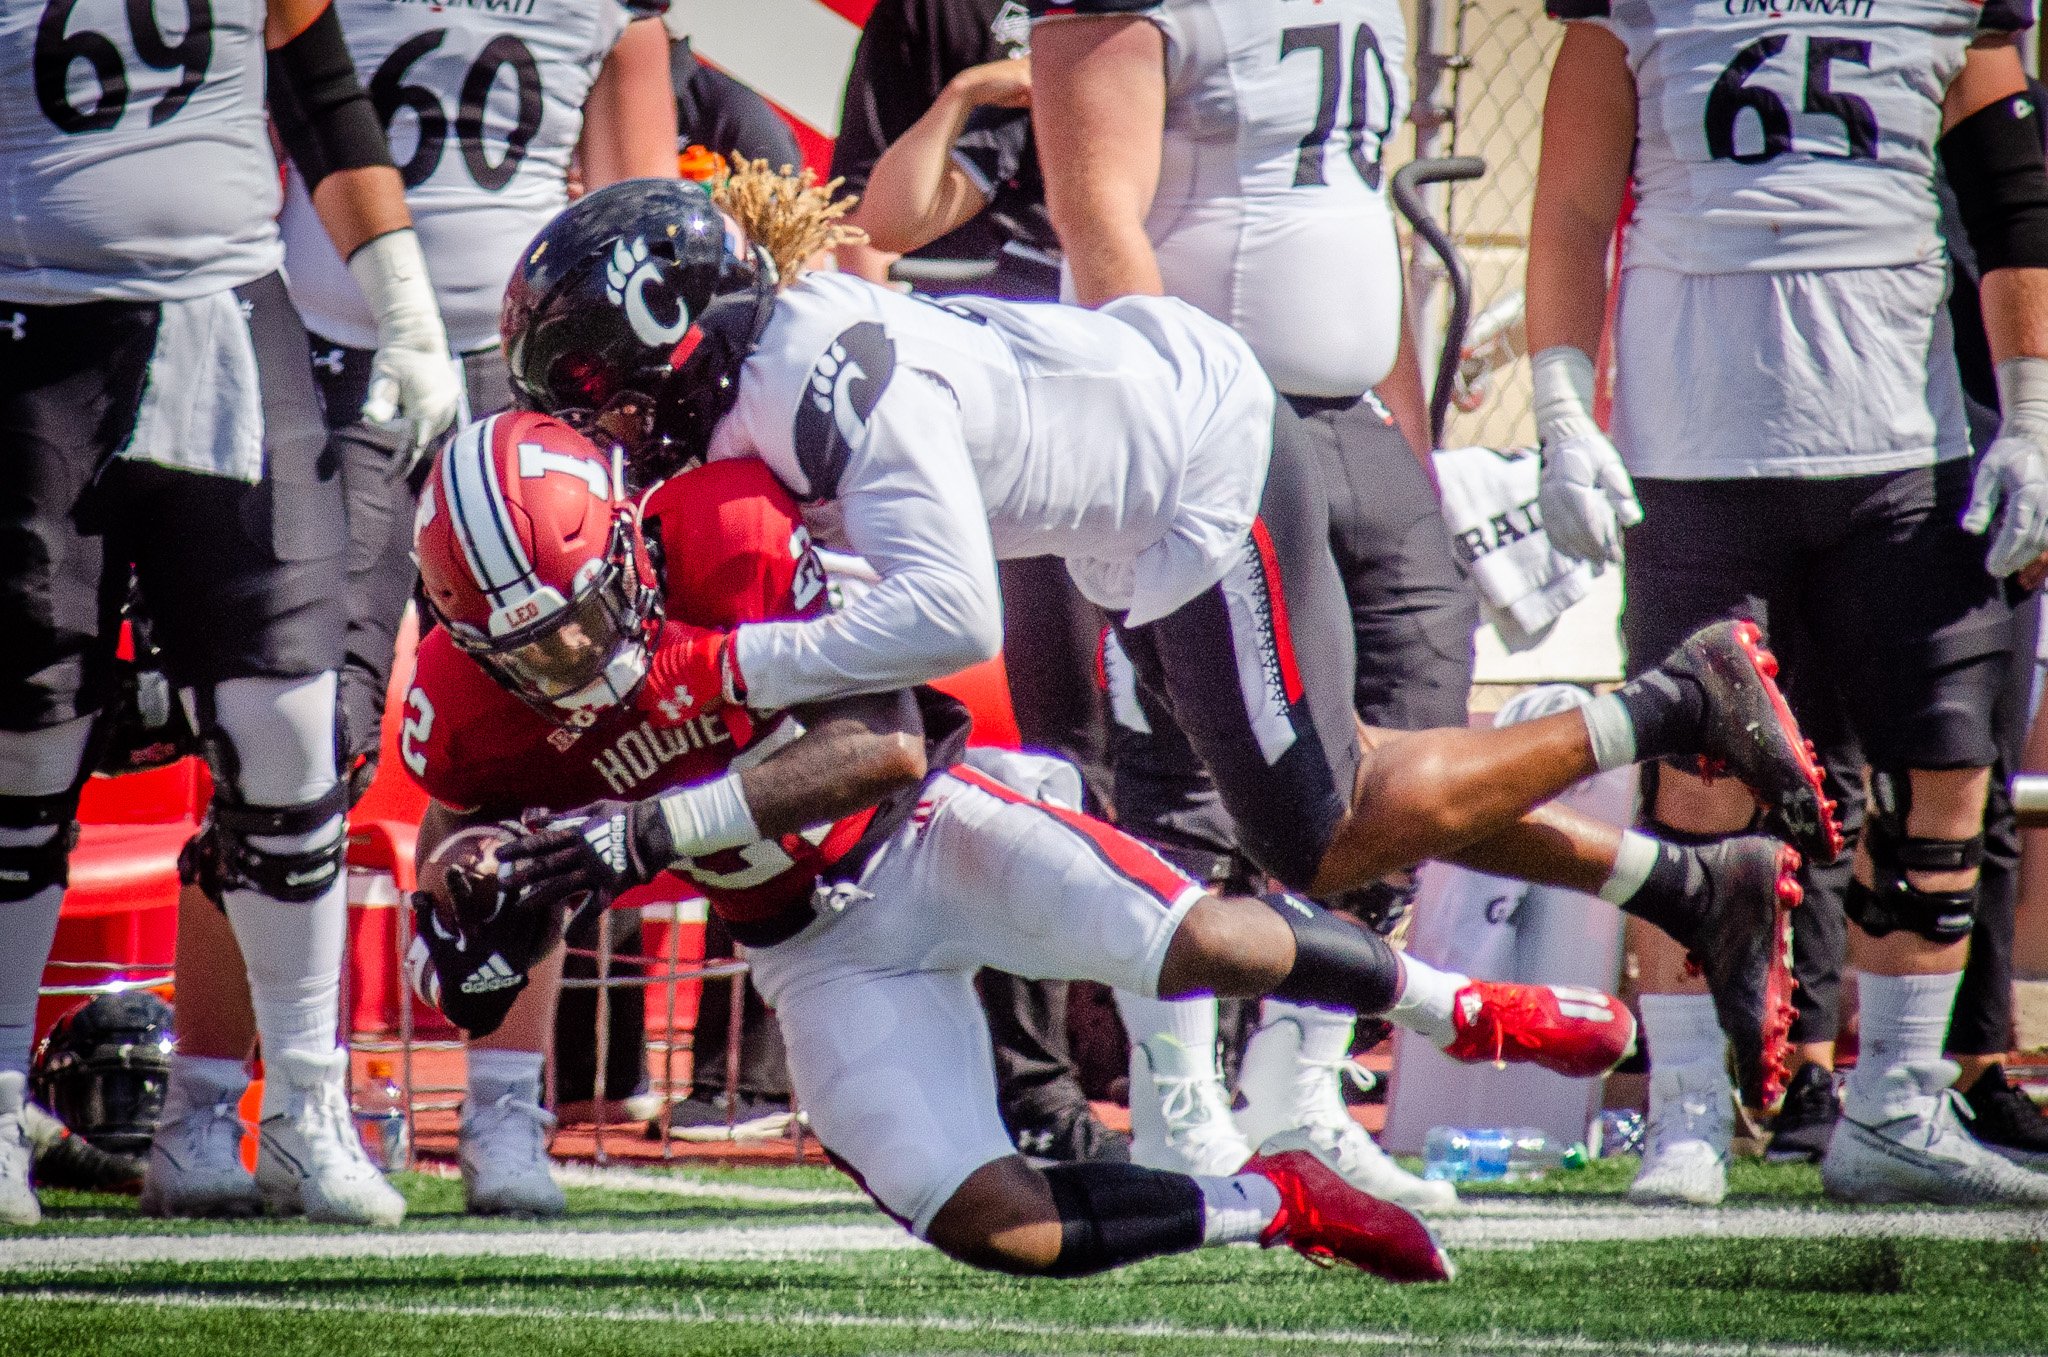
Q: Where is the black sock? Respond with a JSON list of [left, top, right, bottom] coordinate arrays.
[[1611, 669, 1707, 765], [1618, 837, 1704, 947], [1041, 1163, 1205, 1277]]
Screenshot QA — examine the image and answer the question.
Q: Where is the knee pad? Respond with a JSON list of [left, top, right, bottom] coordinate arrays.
[[182, 679, 347, 904], [1260, 891, 1402, 1014], [1844, 769, 1980, 945], [0, 794, 81, 902], [181, 781, 348, 903]]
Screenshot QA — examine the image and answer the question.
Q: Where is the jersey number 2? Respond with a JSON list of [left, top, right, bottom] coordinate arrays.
[[371, 31, 544, 191], [33, 0, 213, 134], [1279, 22, 1397, 189], [1705, 34, 1879, 165]]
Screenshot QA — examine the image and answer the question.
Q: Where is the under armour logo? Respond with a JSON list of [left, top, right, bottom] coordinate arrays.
[[0, 313, 24, 341], [313, 348, 345, 375], [655, 683, 695, 723], [237, 298, 255, 322], [1015, 1127, 1054, 1154], [604, 237, 690, 347]]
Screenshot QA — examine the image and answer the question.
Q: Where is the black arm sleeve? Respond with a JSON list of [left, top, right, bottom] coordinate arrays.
[[266, 1, 392, 193], [1941, 89, 2048, 276]]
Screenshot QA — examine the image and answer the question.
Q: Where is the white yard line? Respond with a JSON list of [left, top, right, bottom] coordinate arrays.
[[415, 1160, 868, 1206], [0, 1287, 1950, 1357], [1436, 1200, 2048, 1248]]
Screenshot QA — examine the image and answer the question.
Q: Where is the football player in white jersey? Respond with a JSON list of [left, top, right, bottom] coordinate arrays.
[[1526, 0, 2048, 1205], [501, 174, 1844, 1143], [0, 0, 462, 1225], [145, 0, 679, 1221], [1021, 0, 1482, 1208]]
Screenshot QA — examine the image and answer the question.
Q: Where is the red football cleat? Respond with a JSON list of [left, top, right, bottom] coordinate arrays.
[[1247, 1144, 1453, 1283], [1442, 981, 1637, 1078]]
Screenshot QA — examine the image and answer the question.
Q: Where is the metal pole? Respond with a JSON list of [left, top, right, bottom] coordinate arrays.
[[394, 888, 415, 1172], [662, 903, 679, 1164], [592, 907, 613, 1166], [723, 961, 744, 1138]]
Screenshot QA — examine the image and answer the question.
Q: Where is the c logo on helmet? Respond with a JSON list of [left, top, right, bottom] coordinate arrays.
[[603, 237, 691, 347]]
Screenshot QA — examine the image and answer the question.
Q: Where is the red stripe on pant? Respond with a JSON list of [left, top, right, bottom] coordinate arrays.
[[948, 765, 1197, 906], [1248, 518, 1305, 704]]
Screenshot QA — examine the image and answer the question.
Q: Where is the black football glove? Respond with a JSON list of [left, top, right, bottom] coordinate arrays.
[[404, 862, 567, 1038], [494, 800, 676, 922]]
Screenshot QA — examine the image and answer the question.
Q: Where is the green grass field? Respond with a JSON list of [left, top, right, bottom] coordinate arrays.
[[3, 1160, 2045, 1356]]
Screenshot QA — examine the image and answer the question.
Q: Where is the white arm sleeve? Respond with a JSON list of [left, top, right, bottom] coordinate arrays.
[[731, 370, 1004, 710]]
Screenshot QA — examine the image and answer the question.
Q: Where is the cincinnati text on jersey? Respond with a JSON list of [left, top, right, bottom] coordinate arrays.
[[1721, 0, 1877, 20]]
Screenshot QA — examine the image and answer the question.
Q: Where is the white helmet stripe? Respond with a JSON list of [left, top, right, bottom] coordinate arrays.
[[446, 414, 536, 607]]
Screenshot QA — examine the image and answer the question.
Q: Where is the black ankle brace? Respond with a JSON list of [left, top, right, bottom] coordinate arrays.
[[1260, 892, 1402, 1014], [1042, 1163, 1205, 1278]]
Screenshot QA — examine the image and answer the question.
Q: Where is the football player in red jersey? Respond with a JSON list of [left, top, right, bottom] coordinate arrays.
[[400, 411, 1674, 1281]]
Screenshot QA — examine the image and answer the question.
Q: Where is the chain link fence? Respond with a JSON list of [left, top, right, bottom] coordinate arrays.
[[1406, 0, 1560, 452]]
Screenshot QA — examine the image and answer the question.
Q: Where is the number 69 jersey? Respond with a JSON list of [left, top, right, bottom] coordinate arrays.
[[400, 456, 873, 931], [0, 0, 283, 302], [278, 0, 659, 352], [1553, 0, 2036, 273]]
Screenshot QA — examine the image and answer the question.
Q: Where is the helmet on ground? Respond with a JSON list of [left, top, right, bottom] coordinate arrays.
[[500, 177, 777, 485], [29, 989, 174, 1156], [415, 410, 661, 721]]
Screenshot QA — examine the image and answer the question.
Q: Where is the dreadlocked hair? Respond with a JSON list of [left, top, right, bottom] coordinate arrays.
[[711, 157, 867, 284]]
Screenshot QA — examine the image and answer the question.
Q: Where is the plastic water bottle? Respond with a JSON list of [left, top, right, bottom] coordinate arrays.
[[353, 1058, 409, 1172], [1421, 1126, 1588, 1182]]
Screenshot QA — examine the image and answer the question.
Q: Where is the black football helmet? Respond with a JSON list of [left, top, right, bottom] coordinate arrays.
[[501, 178, 777, 485], [30, 990, 174, 1157]]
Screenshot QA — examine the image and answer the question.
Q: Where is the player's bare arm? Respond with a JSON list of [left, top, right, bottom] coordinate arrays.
[[1029, 14, 1166, 305], [264, 0, 458, 445], [576, 17, 682, 190], [1523, 22, 1642, 566], [1945, 37, 2048, 584], [495, 690, 931, 913], [852, 58, 1030, 255]]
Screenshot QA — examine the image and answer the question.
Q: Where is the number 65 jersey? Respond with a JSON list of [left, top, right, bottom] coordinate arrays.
[[278, 0, 658, 352], [1554, 0, 2035, 273]]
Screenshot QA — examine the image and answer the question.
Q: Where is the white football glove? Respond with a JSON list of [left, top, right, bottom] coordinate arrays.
[[348, 228, 460, 461], [1532, 345, 1642, 567], [1963, 357, 2048, 579]]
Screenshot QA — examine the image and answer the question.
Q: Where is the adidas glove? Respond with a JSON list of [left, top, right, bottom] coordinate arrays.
[[349, 228, 460, 462], [495, 800, 674, 922], [1963, 357, 2048, 580], [1532, 345, 1641, 568], [406, 890, 535, 1038]]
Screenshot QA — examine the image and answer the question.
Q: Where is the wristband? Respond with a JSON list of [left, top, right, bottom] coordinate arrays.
[[1995, 356, 2048, 435], [651, 772, 762, 863], [1531, 345, 1600, 445]]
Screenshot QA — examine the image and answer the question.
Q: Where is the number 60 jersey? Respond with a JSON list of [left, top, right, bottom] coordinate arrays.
[[279, 0, 659, 352], [1553, 0, 2035, 272]]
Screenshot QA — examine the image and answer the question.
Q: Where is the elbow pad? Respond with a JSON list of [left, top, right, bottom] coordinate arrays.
[[267, 3, 391, 193], [1941, 91, 2048, 274]]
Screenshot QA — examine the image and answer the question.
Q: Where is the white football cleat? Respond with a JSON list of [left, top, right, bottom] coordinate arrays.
[[1128, 1034, 1251, 1177], [461, 1084, 565, 1217], [141, 1068, 259, 1218], [0, 1072, 41, 1226], [1822, 1059, 2048, 1206], [1629, 1064, 1732, 1206], [1237, 1011, 1456, 1212], [256, 1048, 407, 1226]]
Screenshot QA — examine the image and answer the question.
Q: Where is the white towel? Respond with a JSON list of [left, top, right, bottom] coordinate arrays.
[[119, 289, 265, 483], [1431, 444, 1591, 652]]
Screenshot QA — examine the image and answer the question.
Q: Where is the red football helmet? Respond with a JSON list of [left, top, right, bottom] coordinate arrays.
[[416, 411, 660, 719]]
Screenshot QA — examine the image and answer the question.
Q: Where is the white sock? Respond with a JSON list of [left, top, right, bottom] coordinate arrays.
[[1386, 955, 1466, 1047], [1262, 999, 1354, 1065], [1598, 830, 1661, 906], [1114, 991, 1220, 1060], [1196, 1171, 1282, 1244], [168, 1052, 250, 1104], [1639, 993, 1725, 1073], [0, 882, 64, 1077], [468, 1047, 545, 1102], [223, 874, 346, 1065], [1844, 970, 1961, 1121]]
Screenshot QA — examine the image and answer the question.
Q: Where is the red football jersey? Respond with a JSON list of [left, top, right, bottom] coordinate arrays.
[[400, 457, 867, 927]]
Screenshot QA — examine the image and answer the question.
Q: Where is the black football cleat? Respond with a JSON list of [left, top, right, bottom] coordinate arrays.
[[1961, 1064, 2048, 1169], [1766, 1061, 1841, 1164], [1656, 621, 1844, 864], [1679, 835, 1803, 1109]]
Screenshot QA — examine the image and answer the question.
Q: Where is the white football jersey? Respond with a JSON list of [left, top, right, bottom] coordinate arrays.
[[1556, 0, 2035, 273], [280, 0, 646, 352], [1034, 0, 1410, 398], [0, 0, 281, 303], [708, 271, 1275, 712]]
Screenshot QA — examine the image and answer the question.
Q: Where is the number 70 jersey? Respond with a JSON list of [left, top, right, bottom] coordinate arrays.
[[1552, 0, 2035, 273], [279, 0, 655, 352]]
